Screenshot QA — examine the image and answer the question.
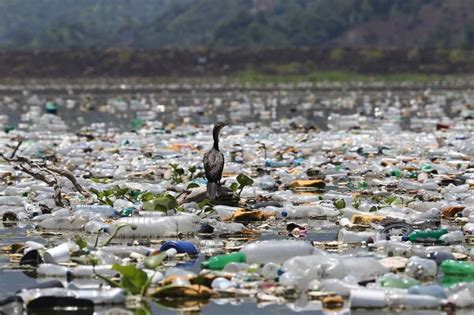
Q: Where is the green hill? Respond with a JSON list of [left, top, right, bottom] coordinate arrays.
[[1, 0, 474, 49]]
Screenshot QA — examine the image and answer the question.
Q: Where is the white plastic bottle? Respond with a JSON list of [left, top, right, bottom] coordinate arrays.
[[239, 240, 314, 264], [338, 229, 375, 243], [109, 214, 199, 238]]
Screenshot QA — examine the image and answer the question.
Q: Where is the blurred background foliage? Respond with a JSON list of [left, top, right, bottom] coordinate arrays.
[[1, 0, 474, 50]]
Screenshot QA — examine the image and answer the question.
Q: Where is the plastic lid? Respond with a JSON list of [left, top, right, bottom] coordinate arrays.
[[160, 241, 198, 255]]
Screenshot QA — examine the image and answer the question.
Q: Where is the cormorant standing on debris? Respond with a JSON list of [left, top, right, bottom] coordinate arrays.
[[203, 123, 227, 200]]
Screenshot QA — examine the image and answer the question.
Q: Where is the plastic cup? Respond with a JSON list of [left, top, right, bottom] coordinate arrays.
[[43, 243, 71, 263]]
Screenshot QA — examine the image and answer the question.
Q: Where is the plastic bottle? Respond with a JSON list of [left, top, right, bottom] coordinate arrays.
[[99, 246, 155, 257], [405, 256, 437, 279], [439, 230, 465, 244], [223, 262, 249, 273], [405, 228, 448, 242], [279, 254, 347, 290], [379, 274, 420, 289], [448, 288, 474, 308], [350, 290, 443, 309], [37, 264, 69, 277], [441, 260, 474, 275], [73, 265, 117, 278], [285, 204, 339, 218], [17, 288, 126, 305], [211, 277, 233, 290], [37, 215, 89, 230], [321, 278, 361, 297], [83, 220, 109, 233], [109, 215, 198, 238], [338, 229, 375, 244], [201, 252, 246, 270], [343, 257, 388, 282], [239, 240, 314, 264], [408, 284, 447, 299], [74, 205, 118, 218], [260, 262, 281, 280], [426, 251, 455, 265]]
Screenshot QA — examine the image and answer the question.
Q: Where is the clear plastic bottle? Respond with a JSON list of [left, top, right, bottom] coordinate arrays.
[[338, 229, 375, 244], [240, 240, 314, 264], [280, 254, 347, 290], [74, 205, 118, 218], [405, 256, 437, 280], [439, 230, 465, 244], [109, 214, 198, 238], [37, 215, 89, 230]]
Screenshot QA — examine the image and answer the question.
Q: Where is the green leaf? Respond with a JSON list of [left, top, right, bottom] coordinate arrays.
[[198, 199, 212, 209], [135, 304, 152, 315], [154, 195, 177, 211], [236, 174, 254, 187], [74, 235, 88, 250], [186, 182, 200, 190], [189, 166, 197, 173], [230, 182, 239, 192], [112, 264, 148, 295], [334, 198, 346, 210], [144, 252, 167, 270], [164, 194, 177, 209], [139, 192, 156, 202], [142, 200, 157, 211]]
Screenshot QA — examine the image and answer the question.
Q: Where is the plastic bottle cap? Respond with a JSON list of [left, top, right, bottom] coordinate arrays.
[[165, 248, 178, 257], [160, 241, 199, 255]]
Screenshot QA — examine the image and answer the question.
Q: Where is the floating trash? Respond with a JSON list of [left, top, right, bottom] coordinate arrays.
[[0, 84, 473, 314]]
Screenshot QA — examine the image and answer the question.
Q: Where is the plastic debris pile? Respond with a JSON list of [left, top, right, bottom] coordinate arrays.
[[0, 86, 473, 314]]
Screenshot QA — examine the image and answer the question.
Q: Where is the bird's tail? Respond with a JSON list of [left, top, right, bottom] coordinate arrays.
[[207, 182, 219, 200]]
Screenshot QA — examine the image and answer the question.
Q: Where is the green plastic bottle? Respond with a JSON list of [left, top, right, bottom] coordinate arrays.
[[201, 252, 246, 270], [390, 169, 402, 178], [441, 260, 474, 275], [421, 163, 432, 172], [358, 180, 368, 190], [406, 228, 448, 242], [120, 207, 134, 217], [441, 275, 474, 287], [441, 260, 474, 287], [380, 277, 420, 289]]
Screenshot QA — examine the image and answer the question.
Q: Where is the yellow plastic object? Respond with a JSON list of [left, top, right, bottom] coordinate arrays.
[[290, 179, 325, 189], [224, 208, 276, 222], [350, 214, 385, 225]]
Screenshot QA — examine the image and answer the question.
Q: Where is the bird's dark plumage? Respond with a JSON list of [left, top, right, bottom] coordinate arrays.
[[203, 123, 226, 200]]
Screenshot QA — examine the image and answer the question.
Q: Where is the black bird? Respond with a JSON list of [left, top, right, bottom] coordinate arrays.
[[203, 122, 227, 200]]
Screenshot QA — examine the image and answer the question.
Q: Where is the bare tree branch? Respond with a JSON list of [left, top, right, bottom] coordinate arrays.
[[10, 139, 23, 159]]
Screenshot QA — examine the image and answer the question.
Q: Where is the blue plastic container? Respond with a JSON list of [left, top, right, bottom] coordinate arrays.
[[160, 241, 198, 255]]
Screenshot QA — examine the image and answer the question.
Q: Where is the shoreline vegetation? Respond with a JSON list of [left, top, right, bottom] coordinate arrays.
[[0, 48, 474, 84], [0, 71, 456, 85]]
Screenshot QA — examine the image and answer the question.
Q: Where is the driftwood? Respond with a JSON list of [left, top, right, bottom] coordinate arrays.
[[0, 140, 92, 206], [177, 186, 239, 206]]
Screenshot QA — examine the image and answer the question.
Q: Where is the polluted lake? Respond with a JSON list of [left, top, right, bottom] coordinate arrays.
[[0, 82, 473, 315]]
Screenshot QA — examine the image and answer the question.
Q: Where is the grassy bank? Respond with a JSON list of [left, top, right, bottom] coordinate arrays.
[[231, 69, 447, 83]]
